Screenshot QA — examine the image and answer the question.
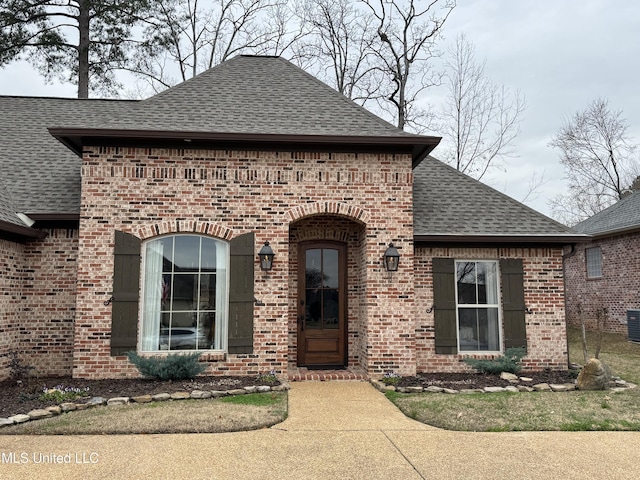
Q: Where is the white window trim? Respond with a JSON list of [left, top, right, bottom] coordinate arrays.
[[138, 233, 230, 354], [454, 259, 503, 354]]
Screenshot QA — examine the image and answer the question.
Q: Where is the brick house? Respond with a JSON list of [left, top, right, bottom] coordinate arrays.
[[565, 191, 640, 335], [0, 55, 587, 381]]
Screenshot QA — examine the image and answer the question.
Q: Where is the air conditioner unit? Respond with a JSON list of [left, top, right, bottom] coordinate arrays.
[[628, 310, 640, 343]]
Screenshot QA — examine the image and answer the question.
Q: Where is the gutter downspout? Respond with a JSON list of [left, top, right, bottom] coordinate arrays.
[[562, 244, 579, 370]]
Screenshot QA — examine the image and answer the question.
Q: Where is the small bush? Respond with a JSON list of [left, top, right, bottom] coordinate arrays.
[[462, 347, 526, 375], [127, 351, 205, 380], [380, 371, 402, 386], [40, 385, 90, 403]]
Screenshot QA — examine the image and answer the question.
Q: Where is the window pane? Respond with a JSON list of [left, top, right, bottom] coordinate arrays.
[[197, 312, 215, 350], [173, 236, 200, 272], [306, 249, 322, 288], [201, 237, 217, 272], [323, 289, 339, 329], [477, 262, 498, 304], [172, 274, 197, 310], [199, 274, 216, 310], [457, 262, 477, 304], [586, 247, 602, 278], [323, 249, 339, 288], [458, 308, 479, 351], [159, 237, 174, 273], [306, 289, 322, 329]]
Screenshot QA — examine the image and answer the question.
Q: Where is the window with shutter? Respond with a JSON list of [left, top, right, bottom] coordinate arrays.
[[500, 258, 527, 350], [228, 232, 255, 354]]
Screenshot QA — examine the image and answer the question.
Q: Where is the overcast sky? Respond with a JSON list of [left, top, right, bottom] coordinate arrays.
[[0, 1, 638, 220]]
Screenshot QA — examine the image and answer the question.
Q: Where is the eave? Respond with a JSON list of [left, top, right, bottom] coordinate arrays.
[[413, 233, 592, 247], [587, 224, 640, 240], [0, 220, 47, 241], [48, 128, 441, 167]]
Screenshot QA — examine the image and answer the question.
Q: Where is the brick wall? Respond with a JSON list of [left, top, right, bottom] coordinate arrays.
[[0, 239, 26, 380], [414, 246, 568, 373], [75, 147, 415, 379], [565, 232, 640, 334], [20, 229, 78, 377]]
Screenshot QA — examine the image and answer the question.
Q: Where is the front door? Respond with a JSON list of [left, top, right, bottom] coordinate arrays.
[[297, 242, 347, 367]]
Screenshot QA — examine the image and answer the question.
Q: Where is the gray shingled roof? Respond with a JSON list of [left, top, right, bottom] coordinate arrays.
[[413, 156, 586, 240], [0, 96, 133, 225], [573, 190, 640, 236], [57, 55, 415, 137]]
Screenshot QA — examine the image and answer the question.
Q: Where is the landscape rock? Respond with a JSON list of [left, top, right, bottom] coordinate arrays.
[[484, 386, 506, 393], [210, 390, 228, 398], [550, 384, 571, 392], [533, 383, 551, 392], [460, 389, 484, 394], [190, 390, 212, 399], [152, 393, 171, 402], [227, 389, 246, 396], [500, 372, 519, 381], [9, 414, 30, 424], [443, 388, 459, 394], [0, 418, 14, 427], [75, 403, 89, 410], [406, 386, 423, 393], [243, 386, 258, 393], [170, 392, 191, 400], [517, 386, 534, 392], [505, 386, 520, 393], [425, 386, 444, 393], [27, 409, 52, 420], [257, 386, 272, 393], [576, 358, 610, 390], [271, 383, 289, 392], [45, 406, 62, 415], [519, 377, 533, 382], [131, 395, 153, 403], [60, 402, 77, 412], [88, 397, 107, 406], [107, 397, 129, 406]]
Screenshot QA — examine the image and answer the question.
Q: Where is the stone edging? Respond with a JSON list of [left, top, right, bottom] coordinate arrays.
[[0, 382, 290, 428], [370, 376, 637, 395]]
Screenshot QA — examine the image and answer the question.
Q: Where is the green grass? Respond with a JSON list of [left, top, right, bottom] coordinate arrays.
[[388, 327, 640, 432], [220, 392, 284, 406]]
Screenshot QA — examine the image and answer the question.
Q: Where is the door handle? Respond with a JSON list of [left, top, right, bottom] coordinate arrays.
[[298, 315, 305, 332]]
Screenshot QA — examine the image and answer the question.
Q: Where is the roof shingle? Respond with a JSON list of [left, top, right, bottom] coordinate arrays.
[[573, 190, 640, 236]]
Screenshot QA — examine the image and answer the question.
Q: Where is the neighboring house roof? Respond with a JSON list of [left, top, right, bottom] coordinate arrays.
[[49, 55, 440, 167], [413, 156, 588, 244], [572, 190, 640, 238]]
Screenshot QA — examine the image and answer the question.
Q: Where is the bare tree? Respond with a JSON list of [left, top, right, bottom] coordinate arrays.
[[439, 34, 525, 181], [549, 98, 640, 225], [362, 0, 455, 131], [131, 0, 288, 93], [0, 0, 149, 98], [293, 0, 377, 103]]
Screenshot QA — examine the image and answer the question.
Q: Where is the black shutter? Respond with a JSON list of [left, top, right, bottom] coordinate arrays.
[[500, 258, 527, 350], [433, 258, 458, 354], [111, 231, 141, 356], [228, 232, 255, 354]]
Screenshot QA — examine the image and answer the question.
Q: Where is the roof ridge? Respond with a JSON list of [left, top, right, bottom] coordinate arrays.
[[270, 56, 414, 137]]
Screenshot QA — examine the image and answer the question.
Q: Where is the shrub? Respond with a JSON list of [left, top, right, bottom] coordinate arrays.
[[127, 351, 206, 380], [40, 385, 90, 403], [462, 347, 526, 375], [380, 371, 402, 386]]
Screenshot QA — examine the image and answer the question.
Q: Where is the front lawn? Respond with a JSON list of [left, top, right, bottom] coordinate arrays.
[[388, 327, 640, 431]]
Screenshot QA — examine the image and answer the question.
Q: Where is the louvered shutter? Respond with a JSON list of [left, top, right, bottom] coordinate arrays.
[[228, 232, 255, 354], [110, 231, 141, 356], [433, 258, 458, 354], [500, 258, 527, 350]]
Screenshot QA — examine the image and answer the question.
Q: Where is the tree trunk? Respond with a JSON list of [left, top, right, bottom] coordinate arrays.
[[77, 1, 91, 98]]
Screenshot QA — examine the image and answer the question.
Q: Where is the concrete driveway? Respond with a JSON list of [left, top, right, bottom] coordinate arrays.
[[1, 381, 639, 479]]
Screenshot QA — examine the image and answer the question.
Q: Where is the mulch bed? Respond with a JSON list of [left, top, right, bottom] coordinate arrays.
[[0, 375, 279, 418], [1, 370, 580, 418], [393, 370, 579, 390]]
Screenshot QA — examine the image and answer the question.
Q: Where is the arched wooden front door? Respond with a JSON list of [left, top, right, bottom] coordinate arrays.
[[297, 242, 347, 367]]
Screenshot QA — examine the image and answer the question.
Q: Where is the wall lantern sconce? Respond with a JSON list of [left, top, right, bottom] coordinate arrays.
[[383, 243, 400, 272], [258, 241, 275, 271]]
